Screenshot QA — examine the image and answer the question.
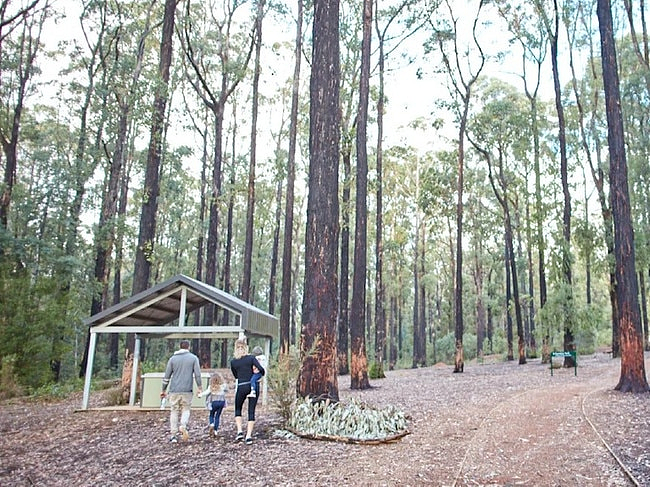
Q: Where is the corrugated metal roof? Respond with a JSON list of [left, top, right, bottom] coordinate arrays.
[[84, 274, 279, 339]]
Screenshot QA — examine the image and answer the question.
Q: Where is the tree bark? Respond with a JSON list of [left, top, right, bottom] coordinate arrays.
[[280, 0, 303, 355], [349, 0, 372, 390], [297, 0, 341, 401], [597, 0, 649, 392]]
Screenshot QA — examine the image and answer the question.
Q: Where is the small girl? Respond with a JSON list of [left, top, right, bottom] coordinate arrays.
[[199, 372, 227, 437]]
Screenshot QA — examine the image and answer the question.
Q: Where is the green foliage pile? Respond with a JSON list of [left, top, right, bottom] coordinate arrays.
[[288, 397, 408, 441]]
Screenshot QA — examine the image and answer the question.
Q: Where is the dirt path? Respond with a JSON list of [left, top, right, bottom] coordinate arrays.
[[0, 353, 648, 486]]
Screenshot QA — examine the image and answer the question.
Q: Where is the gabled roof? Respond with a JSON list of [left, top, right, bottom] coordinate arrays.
[[84, 274, 278, 339]]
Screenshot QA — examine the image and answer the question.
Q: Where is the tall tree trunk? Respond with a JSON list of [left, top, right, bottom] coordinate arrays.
[[132, 0, 176, 295], [505, 242, 514, 361], [242, 0, 265, 304], [597, 0, 649, 392], [268, 159, 283, 316], [349, 0, 372, 390], [81, 6, 152, 376], [436, 1, 485, 372], [547, 0, 575, 363], [373, 2, 387, 380], [280, 0, 303, 355], [639, 272, 649, 351], [297, 0, 340, 401], [126, 0, 177, 397], [338, 146, 351, 375]]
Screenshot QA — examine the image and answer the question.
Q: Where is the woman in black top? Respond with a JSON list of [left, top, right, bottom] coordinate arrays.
[[230, 338, 265, 444]]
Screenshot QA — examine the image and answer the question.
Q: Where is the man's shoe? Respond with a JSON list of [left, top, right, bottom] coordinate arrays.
[[179, 426, 189, 441]]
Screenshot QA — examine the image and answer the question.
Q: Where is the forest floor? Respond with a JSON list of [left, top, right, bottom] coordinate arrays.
[[1, 351, 649, 487]]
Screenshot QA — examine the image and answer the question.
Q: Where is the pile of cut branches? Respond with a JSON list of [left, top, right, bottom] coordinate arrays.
[[287, 397, 409, 444]]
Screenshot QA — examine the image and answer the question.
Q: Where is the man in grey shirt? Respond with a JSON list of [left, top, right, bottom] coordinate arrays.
[[161, 340, 203, 442]]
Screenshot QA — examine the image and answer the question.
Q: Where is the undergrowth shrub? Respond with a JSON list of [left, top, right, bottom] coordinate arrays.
[[267, 347, 300, 423], [0, 355, 23, 399]]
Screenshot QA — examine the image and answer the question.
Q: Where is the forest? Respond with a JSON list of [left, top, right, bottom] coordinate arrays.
[[0, 0, 649, 400]]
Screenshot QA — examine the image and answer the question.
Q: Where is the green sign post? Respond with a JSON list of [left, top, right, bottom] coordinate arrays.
[[550, 350, 577, 376]]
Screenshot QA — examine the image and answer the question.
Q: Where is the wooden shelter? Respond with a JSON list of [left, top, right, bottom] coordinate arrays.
[[81, 274, 279, 409]]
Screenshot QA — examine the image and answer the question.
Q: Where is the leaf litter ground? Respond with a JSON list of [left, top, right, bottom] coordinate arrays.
[[1, 351, 648, 486]]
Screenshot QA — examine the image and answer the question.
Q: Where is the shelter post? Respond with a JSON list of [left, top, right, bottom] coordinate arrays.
[[81, 331, 98, 410], [129, 335, 141, 406]]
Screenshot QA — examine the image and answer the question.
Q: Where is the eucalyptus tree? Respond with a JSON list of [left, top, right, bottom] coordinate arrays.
[[79, 0, 158, 376], [53, 0, 115, 379], [419, 146, 457, 342], [372, 0, 428, 380], [179, 0, 255, 362], [598, 0, 649, 392], [0, 0, 47, 231], [469, 79, 529, 365], [426, 0, 486, 373], [382, 146, 418, 366], [348, 0, 372, 390], [622, 0, 650, 95], [241, 0, 267, 304], [532, 0, 576, 363], [496, 0, 549, 360], [297, 0, 340, 401], [336, 1, 362, 376], [280, 0, 304, 355], [619, 37, 650, 350], [131, 0, 177, 297], [564, 0, 620, 356], [463, 165, 501, 360]]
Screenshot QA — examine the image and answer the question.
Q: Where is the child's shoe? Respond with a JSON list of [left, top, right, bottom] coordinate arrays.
[[208, 424, 215, 438], [247, 389, 256, 398]]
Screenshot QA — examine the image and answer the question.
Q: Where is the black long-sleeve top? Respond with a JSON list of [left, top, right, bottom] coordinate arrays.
[[230, 355, 265, 383]]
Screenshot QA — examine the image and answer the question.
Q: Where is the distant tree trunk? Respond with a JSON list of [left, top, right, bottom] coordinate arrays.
[[338, 146, 351, 375], [110, 166, 131, 369], [473, 248, 486, 359], [525, 64, 548, 362], [268, 160, 283, 316], [547, 0, 575, 364], [181, 3, 255, 361], [412, 256, 420, 368], [242, 0, 265, 304], [349, 0, 372, 390], [389, 294, 398, 370], [297, 0, 340, 401], [505, 244, 514, 361], [597, 0, 649, 392], [126, 0, 177, 397], [219, 111, 239, 367], [640, 272, 649, 352], [132, 0, 176, 295], [435, 3, 487, 370], [417, 237, 427, 365], [280, 0, 303, 355], [577, 9, 619, 358], [482, 148, 526, 365]]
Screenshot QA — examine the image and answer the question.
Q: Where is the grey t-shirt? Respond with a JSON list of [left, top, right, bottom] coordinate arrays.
[[162, 349, 202, 393]]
